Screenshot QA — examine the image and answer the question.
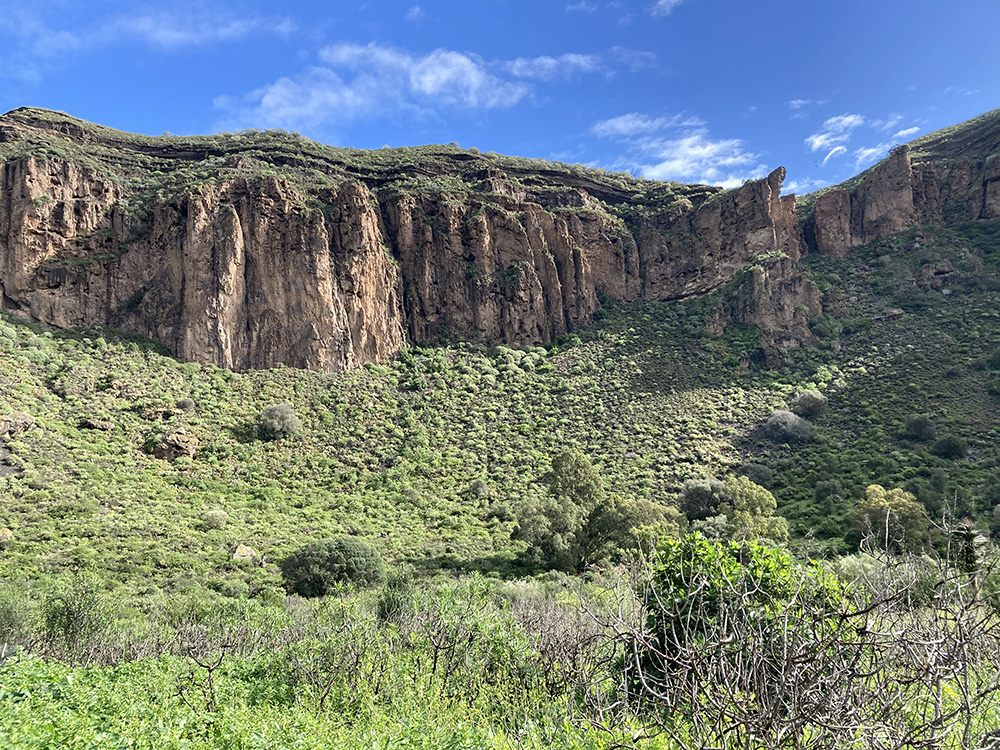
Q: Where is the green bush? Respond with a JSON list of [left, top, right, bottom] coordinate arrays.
[[737, 462, 773, 487], [376, 569, 417, 626], [0, 586, 34, 646], [202, 510, 229, 530], [644, 534, 845, 666], [903, 414, 935, 442], [41, 574, 110, 650], [281, 537, 385, 597], [932, 434, 968, 459], [259, 403, 302, 440]]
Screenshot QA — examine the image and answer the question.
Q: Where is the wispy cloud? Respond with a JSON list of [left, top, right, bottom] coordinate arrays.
[[822, 146, 846, 166], [565, 1, 598, 11], [591, 112, 704, 137], [108, 9, 294, 49], [649, 0, 685, 16], [592, 111, 765, 187], [0, 4, 293, 80], [870, 113, 903, 131], [608, 46, 657, 72], [805, 113, 865, 152], [892, 126, 919, 140], [507, 53, 600, 81], [853, 143, 892, 170], [404, 5, 426, 23]]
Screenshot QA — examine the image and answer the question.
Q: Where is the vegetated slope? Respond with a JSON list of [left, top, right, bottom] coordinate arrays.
[[0, 107, 811, 372], [1, 214, 999, 595]]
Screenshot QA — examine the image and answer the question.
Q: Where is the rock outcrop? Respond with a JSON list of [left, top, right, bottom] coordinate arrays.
[[0, 109, 818, 370], [804, 109, 1000, 257]]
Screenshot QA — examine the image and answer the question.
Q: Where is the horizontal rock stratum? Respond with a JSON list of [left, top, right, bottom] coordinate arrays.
[[1, 106, 997, 371]]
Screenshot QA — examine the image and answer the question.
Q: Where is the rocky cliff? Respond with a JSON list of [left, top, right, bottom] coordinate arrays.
[[804, 109, 1000, 257], [0, 108, 821, 371]]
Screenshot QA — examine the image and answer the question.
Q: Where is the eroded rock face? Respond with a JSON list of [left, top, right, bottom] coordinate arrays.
[[806, 140, 1000, 257], [0, 121, 815, 370]]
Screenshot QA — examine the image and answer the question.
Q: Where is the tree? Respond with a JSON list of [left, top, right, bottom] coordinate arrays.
[[513, 450, 660, 571], [681, 475, 788, 543], [857, 484, 932, 553], [281, 537, 385, 597]]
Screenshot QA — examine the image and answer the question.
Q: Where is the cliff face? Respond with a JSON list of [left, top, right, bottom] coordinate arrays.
[[0, 158, 406, 370], [0, 109, 821, 371], [805, 110, 1000, 257]]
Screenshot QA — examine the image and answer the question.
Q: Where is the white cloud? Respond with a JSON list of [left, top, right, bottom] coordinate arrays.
[[591, 109, 764, 187], [805, 113, 865, 152], [218, 42, 532, 130], [565, 1, 598, 10], [109, 10, 294, 49], [853, 143, 891, 170], [591, 112, 704, 138], [822, 146, 846, 166], [507, 53, 600, 81], [870, 113, 902, 131], [788, 99, 813, 110], [638, 130, 765, 187], [892, 126, 920, 140], [650, 0, 684, 16], [784, 178, 828, 194], [608, 46, 657, 72], [404, 5, 426, 22]]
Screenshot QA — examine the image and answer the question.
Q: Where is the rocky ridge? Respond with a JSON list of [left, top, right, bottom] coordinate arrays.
[[1, 107, 997, 372]]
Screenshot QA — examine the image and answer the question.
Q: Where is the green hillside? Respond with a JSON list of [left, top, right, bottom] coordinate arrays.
[[2, 218, 999, 599]]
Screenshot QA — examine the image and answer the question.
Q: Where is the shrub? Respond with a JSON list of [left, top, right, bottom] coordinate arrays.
[[376, 569, 417, 626], [737, 462, 773, 487], [281, 537, 385, 597], [176, 397, 196, 413], [679, 477, 725, 521], [903, 414, 935, 442], [763, 410, 814, 442], [202, 510, 229, 530], [932, 434, 968, 459], [793, 390, 827, 418], [41, 574, 111, 650], [259, 403, 302, 439], [0, 586, 34, 646]]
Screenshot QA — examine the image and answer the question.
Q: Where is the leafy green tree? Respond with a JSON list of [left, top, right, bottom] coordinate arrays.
[[857, 484, 932, 553], [281, 537, 385, 597], [682, 476, 788, 543], [717, 476, 789, 544], [513, 450, 660, 571]]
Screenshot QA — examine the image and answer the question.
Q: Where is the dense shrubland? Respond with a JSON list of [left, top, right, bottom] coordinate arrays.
[[1, 219, 1000, 745]]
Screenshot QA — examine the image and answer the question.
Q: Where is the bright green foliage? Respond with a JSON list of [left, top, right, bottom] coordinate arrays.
[[281, 537, 385, 596], [645, 533, 845, 657], [681, 475, 788, 543], [717, 475, 789, 543], [513, 450, 661, 571], [857, 484, 932, 553]]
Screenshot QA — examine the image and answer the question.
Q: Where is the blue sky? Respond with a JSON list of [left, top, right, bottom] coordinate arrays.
[[0, 0, 997, 192]]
